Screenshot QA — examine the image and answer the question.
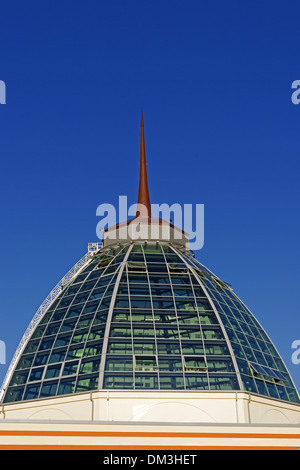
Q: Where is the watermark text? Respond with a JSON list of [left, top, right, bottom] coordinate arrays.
[[291, 340, 300, 365], [0, 80, 6, 104], [96, 196, 204, 250], [291, 80, 300, 105], [0, 340, 6, 364]]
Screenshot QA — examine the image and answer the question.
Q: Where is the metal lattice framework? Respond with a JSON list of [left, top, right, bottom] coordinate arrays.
[[1, 241, 299, 405], [0, 246, 100, 399]]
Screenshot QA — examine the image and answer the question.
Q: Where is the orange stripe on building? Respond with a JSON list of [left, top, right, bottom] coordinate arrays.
[[0, 430, 299, 439]]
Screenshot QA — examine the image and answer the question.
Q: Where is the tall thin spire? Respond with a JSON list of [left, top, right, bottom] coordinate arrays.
[[136, 108, 152, 218]]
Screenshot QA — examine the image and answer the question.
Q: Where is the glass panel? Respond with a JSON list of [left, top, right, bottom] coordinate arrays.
[[133, 328, 155, 337], [72, 331, 89, 344], [153, 312, 177, 324], [207, 358, 235, 373], [106, 357, 133, 371], [29, 367, 44, 382], [184, 356, 206, 371], [45, 364, 62, 379], [31, 325, 46, 339], [16, 355, 35, 370], [80, 358, 100, 374], [128, 273, 148, 284], [34, 352, 50, 366], [242, 375, 258, 393], [135, 355, 158, 371], [54, 333, 72, 348], [130, 298, 152, 309], [156, 327, 179, 339], [180, 328, 201, 340], [66, 305, 82, 319], [143, 245, 162, 253], [181, 342, 204, 355], [134, 374, 158, 389], [39, 337, 55, 350], [24, 384, 41, 400], [147, 263, 168, 273], [40, 381, 59, 398], [76, 374, 99, 392], [11, 370, 29, 386], [3, 387, 24, 403], [209, 375, 239, 391], [103, 374, 134, 389], [134, 342, 156, 354], [49, 349, 66, 364], [185, 375, 208, 390], [265, 381, 279, 399], [158, 357, 183, 372], [84, 342, 103, 357], [23, 340, 40, 355], [255, 379, 268, 396], [204, 341, 229, 355], [148, 275, 170, 285], [62, 360, 79, 376], [106, 339, 131, 354], [170, 275, 191, 285], [111, 327, 132, 337], [177, 313, 199, 325], [156, 341, 181, 355], [131, 312, 154, 322], [58, 378, 76, 395], [160, 375, 185, 389]]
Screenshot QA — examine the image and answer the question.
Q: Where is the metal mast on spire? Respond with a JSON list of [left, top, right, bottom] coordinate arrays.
[[136, 109, 152, 218]]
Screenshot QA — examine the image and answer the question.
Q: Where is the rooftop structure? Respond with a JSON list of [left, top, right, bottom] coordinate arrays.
[[0, 112, 299, 449]]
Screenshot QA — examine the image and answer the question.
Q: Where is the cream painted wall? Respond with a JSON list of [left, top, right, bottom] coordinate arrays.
[[1, 390, 300, 425]]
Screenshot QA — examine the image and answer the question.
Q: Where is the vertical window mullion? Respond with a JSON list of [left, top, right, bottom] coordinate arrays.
[[143, 243, 160, 390], [188, 269, 209, 389], [165, 245, 185, 389]]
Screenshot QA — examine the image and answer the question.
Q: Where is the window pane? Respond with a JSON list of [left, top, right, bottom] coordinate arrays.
[[40, 381, 58, 398], [80, 358, 100, 374], [24, 384, 41, 400], [76, 374, 99, 392], [103, 374, 133, 389], [58, 378, 76, 395], [45, 363, 62, 379], [135, 356, 158, 371], [62, 360, 79, 376], [106, 357, 133, 371], [11, 370, 29, 386], [160, 375, 185, 389], [29, 367, 44, 382], [209, 375, 239, 390], [158, 357, 183, 372], [135, 374, 158, 389], [185, 375, 208, 390]]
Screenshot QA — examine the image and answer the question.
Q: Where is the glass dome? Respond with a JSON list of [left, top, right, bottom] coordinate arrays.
[[2, 110, 299, 407], [2, 241, 299, 404]]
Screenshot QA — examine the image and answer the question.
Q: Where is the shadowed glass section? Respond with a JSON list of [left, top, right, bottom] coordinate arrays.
[[3, 242, 299, 404], [3, 245, 129, 403], [184, 253, 300, 404]]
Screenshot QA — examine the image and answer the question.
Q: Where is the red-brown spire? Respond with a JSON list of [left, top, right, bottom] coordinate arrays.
[[136, 109, 152, 218]]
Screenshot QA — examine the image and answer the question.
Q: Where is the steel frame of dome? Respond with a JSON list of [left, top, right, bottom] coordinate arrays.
[[1, 239, 299, 405]]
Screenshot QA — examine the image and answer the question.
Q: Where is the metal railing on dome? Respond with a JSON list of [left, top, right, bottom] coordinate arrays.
[[0, 246, 99, 400]]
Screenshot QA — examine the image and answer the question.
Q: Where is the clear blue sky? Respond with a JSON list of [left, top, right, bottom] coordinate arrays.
[[1, 0, 300, 392]]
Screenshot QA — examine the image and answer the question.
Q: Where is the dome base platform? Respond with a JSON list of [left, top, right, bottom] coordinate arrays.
[[0, 390, 300, 450]]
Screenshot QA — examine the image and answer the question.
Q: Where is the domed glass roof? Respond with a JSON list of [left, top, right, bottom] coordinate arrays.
[[2, 111, 299, 406], [2, 241, 299, 404]]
